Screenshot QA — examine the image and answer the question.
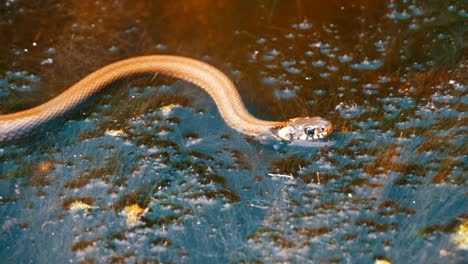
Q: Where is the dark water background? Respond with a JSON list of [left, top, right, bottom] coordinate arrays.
[[0, 1, 467, 263]]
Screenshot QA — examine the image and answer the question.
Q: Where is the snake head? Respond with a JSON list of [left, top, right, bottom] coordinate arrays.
[[277, 116, 333, 141]]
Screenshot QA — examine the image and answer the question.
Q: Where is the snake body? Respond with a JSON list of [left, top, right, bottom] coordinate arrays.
[[0, 55, 333, 143]]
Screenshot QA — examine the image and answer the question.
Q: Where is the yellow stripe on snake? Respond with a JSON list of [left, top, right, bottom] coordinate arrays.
[[0, 55, 333, 143]]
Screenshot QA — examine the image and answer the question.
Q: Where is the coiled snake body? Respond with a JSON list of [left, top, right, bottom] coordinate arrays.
[[0, 55, 333, 143]]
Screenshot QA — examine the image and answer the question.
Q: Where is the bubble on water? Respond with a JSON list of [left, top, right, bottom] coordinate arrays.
[[409, 23, 420, 30], [269, 49, 281, 56], [292, 20, 313, 30], [284, 67, 302, 75], [383, 103, 400, 119], [458, 9, 468, 18], [230, 70, 240, 79], [264, 64, 278, 69], [319, 72, 330, 79], [363, 83, 380, 90], [274, 87, 298, 99], [249, 50, 259, 61], [312, 60, 326, 68], [431, 92, 458, 104], [263, 50, 280, 61], [47, 47, 56, 54], [0, 71, 41, 96], [262, 55, 275, 62], [0, 88, 9, 97], [305, 50, 314, 57], [448, 80, 467, 92], [408, 5, 423, 16], [363, 89, 378, 95], [281, 60, 295, 67], [312, 89, 325, 96], [320, 48, 331, 55], [309, 42, 323, 48], [108, 46, 119, 53], [256, 38, 266, 44], [437, 106, 460, 118], [387, 10, 411, 20], [15, 85, 37, 92], [284, 33, 295, 39], [374, 40, 387, 53], [437, 33, 446, 40], [336, 103, 368, 119], [129, 86, 158, 99], [423, 17, 436, 23], [413, 62, 428, 71], [379, 96, 415, 110], [154, 43, 168, 51], [379, 76, 390, 83], [6, 71, 39, 82], [425, 60, 434, 66], [460, 95, 468, 105], [262, 77, 278, 85], [351, 59, 383, 70], [40, 58, 54, 65]]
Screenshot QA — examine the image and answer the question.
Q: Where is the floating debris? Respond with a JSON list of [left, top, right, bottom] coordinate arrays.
[[105, 129, 125, 137], [124, 204, 149, 224], [312, 60, 326, 68], [338, 54, 353, 63], [452, 221, 468, 250], [351, 59, 383, 70], [387, 10, 411, 20], [159, 104, 178, 116], [267, 173, 294, 180], [375, 258, 392, 264], [274, 86, 299, 99], [68, 201, 98, 211]]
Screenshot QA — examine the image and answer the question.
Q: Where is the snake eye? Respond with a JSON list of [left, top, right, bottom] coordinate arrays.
[[304, 127, 315, 136]]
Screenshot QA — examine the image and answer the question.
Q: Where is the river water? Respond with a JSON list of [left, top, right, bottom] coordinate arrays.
[[0, 1, 466, 263]]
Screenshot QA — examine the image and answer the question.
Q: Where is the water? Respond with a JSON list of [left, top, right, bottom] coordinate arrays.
[[0, 1, 467, 263]]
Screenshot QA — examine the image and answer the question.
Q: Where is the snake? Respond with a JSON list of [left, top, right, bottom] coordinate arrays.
[[0, 55, 333, 143]]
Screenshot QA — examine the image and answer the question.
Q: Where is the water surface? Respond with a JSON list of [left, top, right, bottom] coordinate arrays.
[[0, 1, 467, 263]]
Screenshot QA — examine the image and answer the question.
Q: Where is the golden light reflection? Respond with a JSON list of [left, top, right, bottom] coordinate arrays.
[[452, 221, 468, 250], [123, 204, 149, 224], [68, 201, 97, 211]]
